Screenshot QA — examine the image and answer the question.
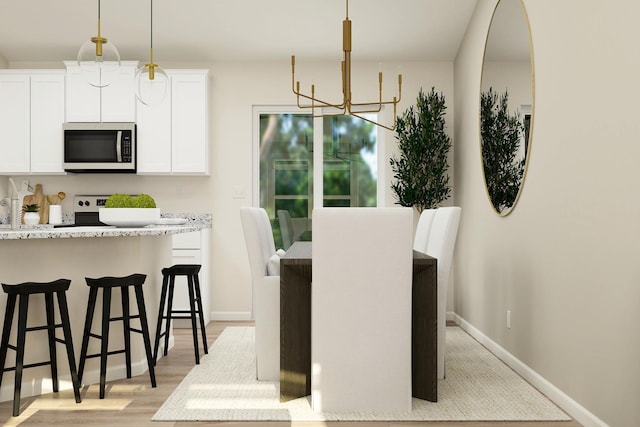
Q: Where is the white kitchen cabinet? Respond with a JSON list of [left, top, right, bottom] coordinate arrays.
[[30, 72, 66, 174], [0, 73, 30, 174], [136, 69, 209, 175], [171, 71, 209, 174], [136, 82, 172, 174], [64, 61, 137, 122], [0, 70, 65, 175], [171, 229, 211, 327]]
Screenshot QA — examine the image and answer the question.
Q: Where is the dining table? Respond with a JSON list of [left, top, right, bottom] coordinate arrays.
[[279, 241, 438, 403]]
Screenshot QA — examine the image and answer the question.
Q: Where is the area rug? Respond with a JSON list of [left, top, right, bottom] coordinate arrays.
[[152, 326, 571, 422]]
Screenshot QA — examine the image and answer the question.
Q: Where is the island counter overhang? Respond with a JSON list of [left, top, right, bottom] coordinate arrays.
[[0, 219, 211, 403]]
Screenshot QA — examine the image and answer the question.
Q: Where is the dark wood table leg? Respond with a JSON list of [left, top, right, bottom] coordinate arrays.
[[412, 255, 438, 402], [280, 261, 312, 402]]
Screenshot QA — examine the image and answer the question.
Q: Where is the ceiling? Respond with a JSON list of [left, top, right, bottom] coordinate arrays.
[[0, 0, 478, 65]]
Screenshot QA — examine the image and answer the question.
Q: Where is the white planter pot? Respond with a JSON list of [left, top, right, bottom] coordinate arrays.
[[23, 211, 40, 226]]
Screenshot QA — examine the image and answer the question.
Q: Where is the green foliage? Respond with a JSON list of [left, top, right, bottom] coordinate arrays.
[[390, 87, 452, 212], [22, 204, 39, 212], [132, 194, 157, 208], [105, 194, 135, 208], [105, 193, 157, 208], [480, 88, 525, 213]]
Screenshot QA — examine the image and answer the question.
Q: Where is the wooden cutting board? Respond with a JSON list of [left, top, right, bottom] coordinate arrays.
[[21, 184, 51, 224]]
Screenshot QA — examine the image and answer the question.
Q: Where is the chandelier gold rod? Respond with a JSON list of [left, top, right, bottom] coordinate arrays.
[[290, 0, 402, 130]]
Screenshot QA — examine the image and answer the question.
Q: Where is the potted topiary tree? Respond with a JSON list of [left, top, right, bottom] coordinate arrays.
[[390, 87, 452, 213]]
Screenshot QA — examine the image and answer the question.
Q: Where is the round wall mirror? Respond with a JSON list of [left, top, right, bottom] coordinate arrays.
[[480, 0, 534, 216]]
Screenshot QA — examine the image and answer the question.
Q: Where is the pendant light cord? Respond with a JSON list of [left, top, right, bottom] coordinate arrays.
[[150, 0, 153, 50]]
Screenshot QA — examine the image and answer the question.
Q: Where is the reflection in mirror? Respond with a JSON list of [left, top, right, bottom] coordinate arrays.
[[480, 0, 534, 216]]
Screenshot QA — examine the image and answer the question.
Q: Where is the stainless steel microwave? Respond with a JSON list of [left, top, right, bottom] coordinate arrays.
[[63, 122, 136, 173]]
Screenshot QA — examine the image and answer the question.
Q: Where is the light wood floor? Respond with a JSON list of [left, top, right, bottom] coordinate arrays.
[[0, 321, 582, 427]]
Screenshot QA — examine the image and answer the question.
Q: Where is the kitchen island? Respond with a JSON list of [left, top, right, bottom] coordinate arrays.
[[0, 216, 211, 404]]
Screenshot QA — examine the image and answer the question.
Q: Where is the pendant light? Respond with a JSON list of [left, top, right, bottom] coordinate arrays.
[[77, 0, 121, 88], [135, 0, 169, 106], [291, 0, 402, 131]]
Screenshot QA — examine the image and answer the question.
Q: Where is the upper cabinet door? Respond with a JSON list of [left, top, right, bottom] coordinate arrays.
[[64, 62, 99, 122], [170, 70, 209, 175], [101, 62, 136, 122], [0, 73, 31, 174], [137, 69, 210, 175], [31, 72, 66, 174], [136, 85, 172, 174], [65, 61, 136, 122]]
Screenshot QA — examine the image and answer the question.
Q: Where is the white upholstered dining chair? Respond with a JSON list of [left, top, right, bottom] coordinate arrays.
[[425, 206, 461, 380], [311, 207, 414, 412], [413, 208, 437, 254], [240, 207, 280, 381], [277, 209, 295, 250]]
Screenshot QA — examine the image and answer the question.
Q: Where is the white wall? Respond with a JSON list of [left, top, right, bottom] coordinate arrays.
[[5, 59, 453, 321], [454, 1, 640, 426]]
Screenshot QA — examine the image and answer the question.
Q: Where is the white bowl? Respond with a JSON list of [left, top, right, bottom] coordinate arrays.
[[99, 208, 160, 227]]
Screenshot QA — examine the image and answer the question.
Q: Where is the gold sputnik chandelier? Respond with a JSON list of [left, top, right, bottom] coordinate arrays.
[[291, 0, 402, 131]]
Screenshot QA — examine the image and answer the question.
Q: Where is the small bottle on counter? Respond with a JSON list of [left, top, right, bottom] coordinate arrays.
[[10, 198, 19, 229]]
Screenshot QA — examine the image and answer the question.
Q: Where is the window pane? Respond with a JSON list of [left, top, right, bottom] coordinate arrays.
[[275, 165, 309, 196], [259, 113, 313, 248], [275, 199, 308, 218], [323, 198, 351, 207], [323, 167, 350, 196], [322, 115, 377, 207]]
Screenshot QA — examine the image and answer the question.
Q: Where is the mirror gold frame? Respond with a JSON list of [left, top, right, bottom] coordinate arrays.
[[480, 0, 535, 216]]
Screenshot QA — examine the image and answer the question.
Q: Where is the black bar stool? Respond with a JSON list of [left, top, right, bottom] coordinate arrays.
[[153, 264, 208, 365], [78, 273, 156, 399], [0, 279, 82, 416]]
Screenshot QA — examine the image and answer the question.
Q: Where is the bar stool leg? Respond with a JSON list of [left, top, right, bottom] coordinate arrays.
[[121, 286, 132, 379], [13, 294, 29, 416], [79, 287, 98, 383], [186, 275, 200, 364], [152, 273, 170, 365], [44, 292, 59, 393], [133, 284, 156, 387], [56, 290, 82, 403], [163, 276, 176, 358], [99, 287, 112, 399], [193, 274, 209, 354], [0, 293, 17, 390]]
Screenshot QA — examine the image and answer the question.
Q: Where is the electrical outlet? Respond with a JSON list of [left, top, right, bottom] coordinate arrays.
[[507, 310, 511, 329]]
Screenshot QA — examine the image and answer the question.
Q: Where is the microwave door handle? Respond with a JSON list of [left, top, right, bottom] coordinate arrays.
[[116, 131, 123, 162]]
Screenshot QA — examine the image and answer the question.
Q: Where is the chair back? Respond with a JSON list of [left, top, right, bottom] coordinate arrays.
[[425, 206, 461, 379], [277, 209, 295, 249], [240, 207, 276, 280], [413, 208, 437, 253], [311, 207, 413, 412]]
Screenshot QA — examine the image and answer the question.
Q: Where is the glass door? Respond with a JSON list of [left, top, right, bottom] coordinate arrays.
[[256, 109, 379, 249]]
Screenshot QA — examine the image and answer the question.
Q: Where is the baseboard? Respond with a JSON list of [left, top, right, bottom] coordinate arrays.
[[210, 311, 252, 321], [452, 313, 609, 427]]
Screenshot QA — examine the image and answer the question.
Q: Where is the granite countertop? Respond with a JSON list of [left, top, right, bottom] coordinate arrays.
[[0, 213, 212, 240]]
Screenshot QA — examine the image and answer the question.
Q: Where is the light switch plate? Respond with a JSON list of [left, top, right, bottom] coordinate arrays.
[[232, 185, 245, 199]]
